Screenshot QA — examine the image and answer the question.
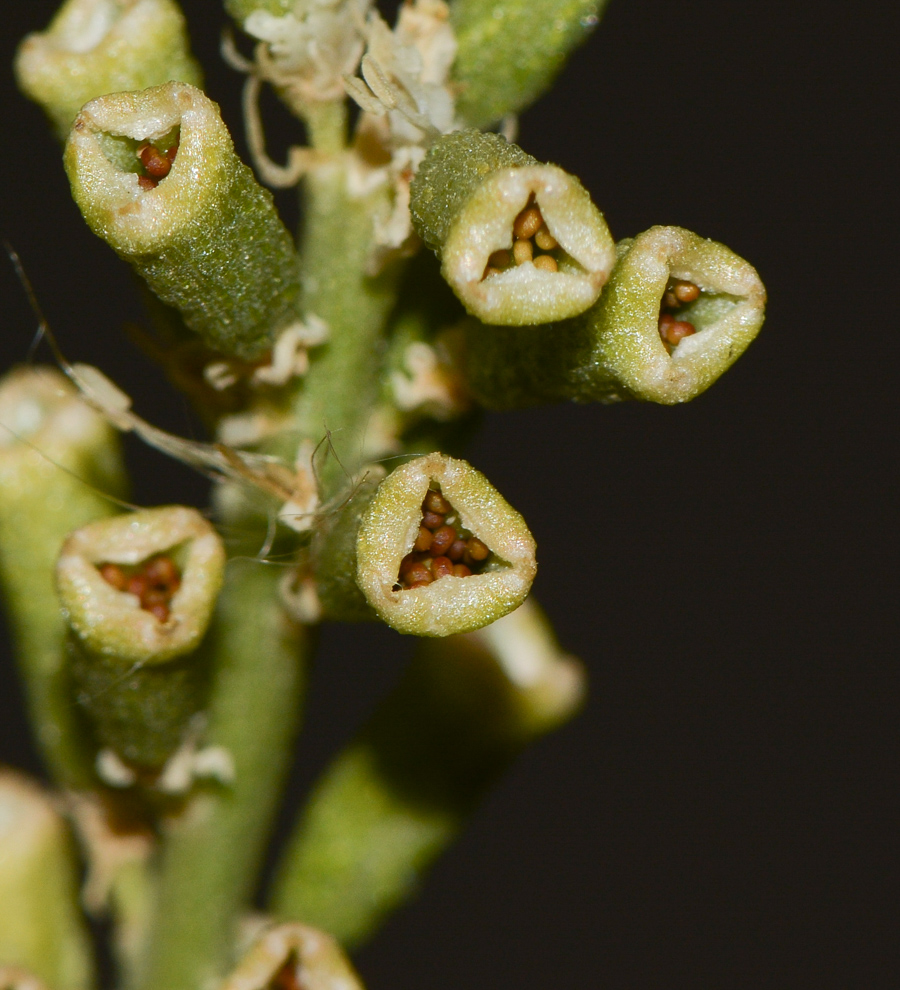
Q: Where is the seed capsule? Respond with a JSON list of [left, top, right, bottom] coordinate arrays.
[[356, 453, 537, 637], [410, 130, 614, 325]]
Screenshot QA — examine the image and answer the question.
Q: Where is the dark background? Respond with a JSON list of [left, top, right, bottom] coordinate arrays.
[[1, 1, 895, 986]]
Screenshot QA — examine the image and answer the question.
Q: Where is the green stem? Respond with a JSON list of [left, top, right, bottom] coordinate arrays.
[[304, 100, 347, 155], [291, 160, 404, 495], [135, 561, 310, 990]]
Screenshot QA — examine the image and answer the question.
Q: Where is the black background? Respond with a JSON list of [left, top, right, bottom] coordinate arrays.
[[1, 1, 896, 986]]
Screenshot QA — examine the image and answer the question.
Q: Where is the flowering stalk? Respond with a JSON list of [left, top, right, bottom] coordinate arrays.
[[270, 598, 584, 946], [5, 0, 771, 983]]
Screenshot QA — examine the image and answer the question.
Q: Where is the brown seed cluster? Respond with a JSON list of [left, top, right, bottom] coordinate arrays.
[[99, 554, 182, 622], [268, 955, 307, 990], [483, 196, 560, 280], [658, 278, 700, 351], [396, 488, 491, 590], [136, 142, 178, 191]]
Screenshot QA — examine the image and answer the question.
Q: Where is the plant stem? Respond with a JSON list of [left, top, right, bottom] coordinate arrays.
[[135, 561, 310, 990], [291, 161, 403, 496]]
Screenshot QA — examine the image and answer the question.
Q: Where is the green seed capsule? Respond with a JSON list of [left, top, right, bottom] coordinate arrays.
[[0, 366, 127, 788], [15, 0, 202, 140], [0, 771, 94, 990], [64, 82, 301, 359], [356, 452, 537, 637], [451, 0, 608, 128], [220, 923, 364, 990], [56, 506, 225, 770], [269, 597, 584, 946], [466, 225, 767, 407], [410, 130, 614, 326]]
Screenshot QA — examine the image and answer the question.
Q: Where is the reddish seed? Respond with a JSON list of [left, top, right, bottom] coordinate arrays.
[[165, 143, 179, 164], [138, 144, 172, 179], [663, 290, 679, 309], [404, 562, 432, 586], [406, 580, 432, 589], [447, 539, 468, 562], [144, 555, 179, 588], [99, 563, 128, 590], [452, 563, 472, 578], [399, 553, 420, 576], [482, 266, 502, 280], [141, 588, 168, 607], [663, 320, 697, 345], [423, 490, 451, 514], [126, 575, 148, 598], [138, 176, 158, 191], [414, 526, 434, 552], [147, 603, 170, 622], [430, 525, 456, 556], [487, 249, 511, 269], [432, 556, 454, 579], [466, 537, 489, 561], [421, 510, 444, 530], [271, 961, 304, 990], [673, 280, 700, 303]]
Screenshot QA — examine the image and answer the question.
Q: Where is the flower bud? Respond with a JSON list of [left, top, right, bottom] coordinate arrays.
[[355, 452, 536, 636], [410, 130, 614, 325], [221, 922, 363, 990], [15, 0, 202, 139], [270, 597, 583, 946], [465, 225, 767, 407], [451, 0, 607, 128], [56, 505, 226, 769], [64, 82, 301, 359], [0, 770, 94, 990]]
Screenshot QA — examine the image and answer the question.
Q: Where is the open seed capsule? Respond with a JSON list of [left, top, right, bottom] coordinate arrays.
[[410, 130, 614, 326], [465, 225, 766, 408], [587, 226, 767, 403], [64, 82, 300, 359], [56, 506, 225, 769], [220, 922, 363, 990], [356, 452, 537, 637]]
